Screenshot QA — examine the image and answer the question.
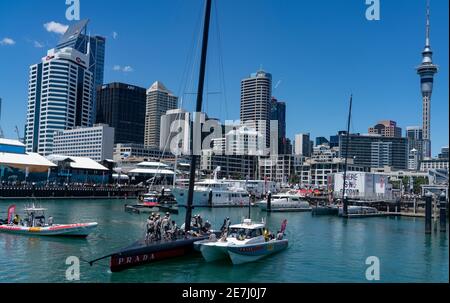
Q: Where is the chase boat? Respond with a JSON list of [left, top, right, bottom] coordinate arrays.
[[0, 204, 97, 237], [197, 218, 288, 264]]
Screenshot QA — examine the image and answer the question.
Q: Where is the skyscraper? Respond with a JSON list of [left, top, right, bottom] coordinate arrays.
[[294, 133, 312, 157], [368, 120, 402, 138], [240, 70, 272, 148], [57, 19, 106, 125], [159, 108, 190, 154], [406, 126, 424, 159], [417, 1, 438, 158], [96, 83, 147, 144], [270, 97, 287, 154], [25, 47, 93, 155], [338, 134, 408, 170], [144, 81, 178, 148]]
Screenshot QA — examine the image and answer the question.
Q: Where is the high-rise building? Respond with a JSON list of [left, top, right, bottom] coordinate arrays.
[[294, 133, 312, 157], [144, 81, 178, 148], [438, 146, 449, 160], [159, 108, 190, 154], [316, 137, 330, 146], [406, 126, 424, 160], [417, 2, 438, 158], [25, 47, 93, 155], [338, 134, 408, 170], [368, 120, 402, 138], [52, 124, 114, 161], [240, 70, 272, 148], [408, 148, 420, 170], [56, 19, 106, 124], [96, 83, 146, 144], [270, 97, 287, 154]]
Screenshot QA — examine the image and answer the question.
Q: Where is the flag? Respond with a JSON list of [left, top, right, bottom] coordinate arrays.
[[7, 205, 16, 224]]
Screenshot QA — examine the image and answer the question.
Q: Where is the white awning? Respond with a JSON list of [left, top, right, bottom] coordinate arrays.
[[128, 168, 174, 175], [0, 152, 56, 172], [46, 154, 109, 171]]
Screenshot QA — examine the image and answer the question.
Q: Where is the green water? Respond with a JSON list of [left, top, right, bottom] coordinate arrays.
[[0, 199, 448, 283]]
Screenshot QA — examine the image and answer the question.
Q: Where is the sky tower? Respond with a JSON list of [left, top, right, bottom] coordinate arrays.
[[417, 0, 438, 158]]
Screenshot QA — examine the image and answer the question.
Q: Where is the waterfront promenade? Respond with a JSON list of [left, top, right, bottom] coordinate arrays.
[[0, 184, 147, 199]]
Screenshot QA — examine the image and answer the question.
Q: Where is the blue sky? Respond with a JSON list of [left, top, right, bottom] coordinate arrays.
[[0, 0, 448, 156]]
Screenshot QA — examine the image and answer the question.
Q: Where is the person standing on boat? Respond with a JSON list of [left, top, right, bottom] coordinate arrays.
[[154, 214, 162, 241], [48, 216, 53, 226], [12, 214, 20, 225], [146, 215, 156, 242], [161, 213, 172, 240]]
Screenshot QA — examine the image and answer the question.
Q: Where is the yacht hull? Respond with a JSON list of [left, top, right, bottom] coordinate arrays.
[[227, 240, 289, 265], [199, 243, 229, 262]]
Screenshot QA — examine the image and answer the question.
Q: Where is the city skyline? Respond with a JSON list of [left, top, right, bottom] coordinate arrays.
[[0, 0, 448, 156]]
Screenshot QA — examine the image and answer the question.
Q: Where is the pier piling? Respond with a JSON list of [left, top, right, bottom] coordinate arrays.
[[440, 191, 447, 233], [425, 192, 432, 234], [267, 192, 272, 212]]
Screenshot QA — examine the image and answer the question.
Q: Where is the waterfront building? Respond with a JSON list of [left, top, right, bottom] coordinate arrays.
[[159, 108, 190, 154], [294, 144, 369, 188], [0, 138, 56, 183], [144, 81, 178, 148], [25, 47, 93, 155], [270, 97, 288, 154], [420, 158, 449, 172], [56, 19, 106, 124], [46, 154, 109, 184], [126, 161, 175, 185], [338, 134, 408, 170], [96, 83, 146, 144], [223, 126, 262, 156], [294, 133, 312, 157], [200, 149, 257, 180], [113, 143, 175, 162], [368, 120, 402, 138], [258, 154, 299, 184], [240, 70, 272, 148], [416, 2, 438, 158], [52, 124, 114, 162]]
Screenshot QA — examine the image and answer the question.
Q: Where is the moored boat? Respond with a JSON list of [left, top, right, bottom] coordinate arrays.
[[312, 204, 339, 216], [257, 194, 312, 212]]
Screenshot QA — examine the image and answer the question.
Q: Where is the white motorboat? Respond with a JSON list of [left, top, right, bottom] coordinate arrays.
[[256, 194, 312, 212], [173, 179, 250, 207], [0, 204, 97, 237], [198, 219, 266, 262]]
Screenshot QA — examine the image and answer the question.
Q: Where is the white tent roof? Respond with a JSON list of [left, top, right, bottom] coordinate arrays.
[[46, 155, 109, 171], [0, 138, 25, 147], [0, 152, 56, 168], [137, 161, 169, 168], [128, 168, 174, 175]]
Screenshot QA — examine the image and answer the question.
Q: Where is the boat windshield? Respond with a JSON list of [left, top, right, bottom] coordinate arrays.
[[228, 227, 262, 240]]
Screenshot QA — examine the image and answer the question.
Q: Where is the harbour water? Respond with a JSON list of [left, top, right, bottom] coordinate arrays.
[[0, 199, 448, 283]]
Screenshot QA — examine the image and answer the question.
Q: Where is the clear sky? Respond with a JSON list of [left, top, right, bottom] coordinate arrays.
[[0, 0, 448, 156]]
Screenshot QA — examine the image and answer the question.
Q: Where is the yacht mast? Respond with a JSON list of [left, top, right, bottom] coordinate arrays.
[[185, 0, 212, 231], [342, 94, 353, 216]]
